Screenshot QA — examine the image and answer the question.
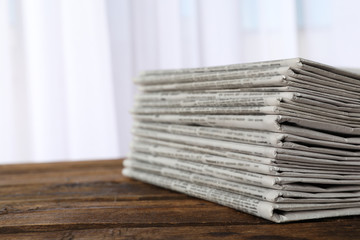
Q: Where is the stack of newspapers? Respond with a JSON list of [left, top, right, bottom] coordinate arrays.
[[123, 58, 360, 223]]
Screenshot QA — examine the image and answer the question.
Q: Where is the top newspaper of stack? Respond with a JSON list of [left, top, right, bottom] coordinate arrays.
[[134, 57, 360, 102], [135, 58, 360, 86], [133, 58, 360, 136]]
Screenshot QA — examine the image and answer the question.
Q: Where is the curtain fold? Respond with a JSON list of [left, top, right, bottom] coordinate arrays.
[[0, 0, 14, 164]]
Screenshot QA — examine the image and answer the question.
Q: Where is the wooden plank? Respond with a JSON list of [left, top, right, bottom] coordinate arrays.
[[0, 177, 184, 202], [0, 159, 123, 174], [0, 169, 124, 186], [1, 194, 360, 236], [1, 220, 360, 240], [0, 199, 265, 232], [0, 159, 125, 186], [1, 159, 360, 239]]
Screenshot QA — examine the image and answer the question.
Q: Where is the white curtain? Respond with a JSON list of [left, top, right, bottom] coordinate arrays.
[[1, 0, 360, 164]]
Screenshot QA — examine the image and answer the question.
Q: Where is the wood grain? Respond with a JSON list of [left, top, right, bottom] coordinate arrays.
[[1, 159, 359, 239]]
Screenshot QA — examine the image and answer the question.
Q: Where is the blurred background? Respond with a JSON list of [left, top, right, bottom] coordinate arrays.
[[1, 0, 359, 164]]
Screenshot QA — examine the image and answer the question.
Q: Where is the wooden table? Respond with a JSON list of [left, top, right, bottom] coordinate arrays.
[[1, 159, 359, 239]]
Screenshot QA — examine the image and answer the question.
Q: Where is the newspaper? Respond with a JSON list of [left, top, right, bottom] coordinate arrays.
[[138, 72, 360, 95], [128, 149, 360, 182], [131, 141, 360, 174], [133, 114, 360, 135], [133, 121, 360, 150], [134, 66, 291, 85], [131, 132, 360, 161], [124, 159, 360, 201], [137, 58, 360, 84], [138, 58, 302, 76], [132, 128, 360, 160], [125, 58, 360, 222], [123, 167, 360, 223], [134, 92, 360, 111], [136, 87, 360, 104], [132, 136, 360, 171], [132, 106, 360, 124], [129, 148, 360, 181], [133, 93, 360, 119]]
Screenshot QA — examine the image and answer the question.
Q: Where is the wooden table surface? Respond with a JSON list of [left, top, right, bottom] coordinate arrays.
[[1, 159, 360, 239]]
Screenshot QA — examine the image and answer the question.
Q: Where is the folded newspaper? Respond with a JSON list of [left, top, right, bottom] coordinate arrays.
[[124, 58, 360, 223]]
